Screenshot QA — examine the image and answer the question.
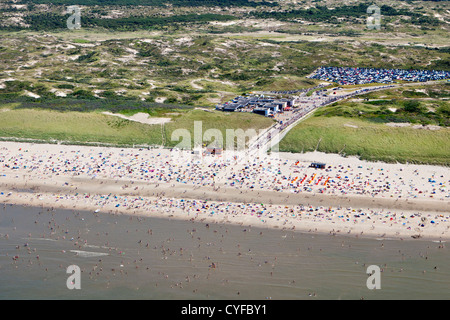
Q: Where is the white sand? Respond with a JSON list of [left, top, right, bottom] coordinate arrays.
[[23, 90, 40, 99], [155, 97, 167, 103], [386, 122, 411, 127], [102, 112, 171, 125]]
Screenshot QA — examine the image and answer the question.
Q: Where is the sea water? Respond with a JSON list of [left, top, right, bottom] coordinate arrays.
[[0, 204, 448, 300]]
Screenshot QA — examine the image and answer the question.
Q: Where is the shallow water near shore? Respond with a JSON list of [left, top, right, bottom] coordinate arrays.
[[0, 204, 449, 300]]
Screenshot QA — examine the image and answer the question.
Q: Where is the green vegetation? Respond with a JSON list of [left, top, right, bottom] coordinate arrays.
[[18, 13, 237, 31], [250, 3, 442, 25], [279, 116, 450, 166], [0, 108, 163, 146], [0, 0, 448, 164], [1, 0, 447, 33], [316, 98, 450, 127], [1, 34, 447, 109], [164, 109, 274, 148], [0, 102, 274, 148], [19, 0, 277, 7], [0, 95, 194, 113], [279, 83, 450, 165]]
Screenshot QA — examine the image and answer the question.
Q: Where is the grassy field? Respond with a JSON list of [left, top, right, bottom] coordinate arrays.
[[0, 106, 274, 148], [279, 116, 450, 166], [0, 108, 162, 146], [315, 99, 450, 127]]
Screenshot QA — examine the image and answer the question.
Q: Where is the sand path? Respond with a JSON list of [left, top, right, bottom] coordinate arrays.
[[102, 112, 171, 125]]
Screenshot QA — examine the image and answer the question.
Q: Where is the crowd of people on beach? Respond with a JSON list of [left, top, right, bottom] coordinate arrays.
[[309, 66, 450, 85], [0, 145, 447, 201], [0, 143, 449, 238], [2, 185, 449, 238], [0, 143, 450, 239]]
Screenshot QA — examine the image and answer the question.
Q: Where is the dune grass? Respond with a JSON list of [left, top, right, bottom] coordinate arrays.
[[164, 109, 274, 148], [0, 107, 274, 148], [0, 109, 162, 146], [279, 116, 450, 166]]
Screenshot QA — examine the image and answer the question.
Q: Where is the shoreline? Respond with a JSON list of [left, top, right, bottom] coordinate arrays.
[[0, 141, 449, 241], [1, 183, 449, 241], [1, 190, 448, 242], [4, 175, 449, 213]]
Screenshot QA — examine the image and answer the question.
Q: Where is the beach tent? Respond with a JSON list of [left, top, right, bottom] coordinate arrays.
[[205, 147, 223, 155], [309, 162, 326, 169]]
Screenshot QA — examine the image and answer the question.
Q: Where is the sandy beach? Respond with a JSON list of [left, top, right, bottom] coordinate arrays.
[[0, 141, 449, 240]]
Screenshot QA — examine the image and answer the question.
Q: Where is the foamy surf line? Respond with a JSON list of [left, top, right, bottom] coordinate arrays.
[[70, 250, 109, 258], [84, 244, 118, 250], [22, 237, 58, 242]]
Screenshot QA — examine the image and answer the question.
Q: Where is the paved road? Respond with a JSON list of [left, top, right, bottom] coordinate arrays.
[[246, 84, 396, 157], [245, 79, 448, 158]]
